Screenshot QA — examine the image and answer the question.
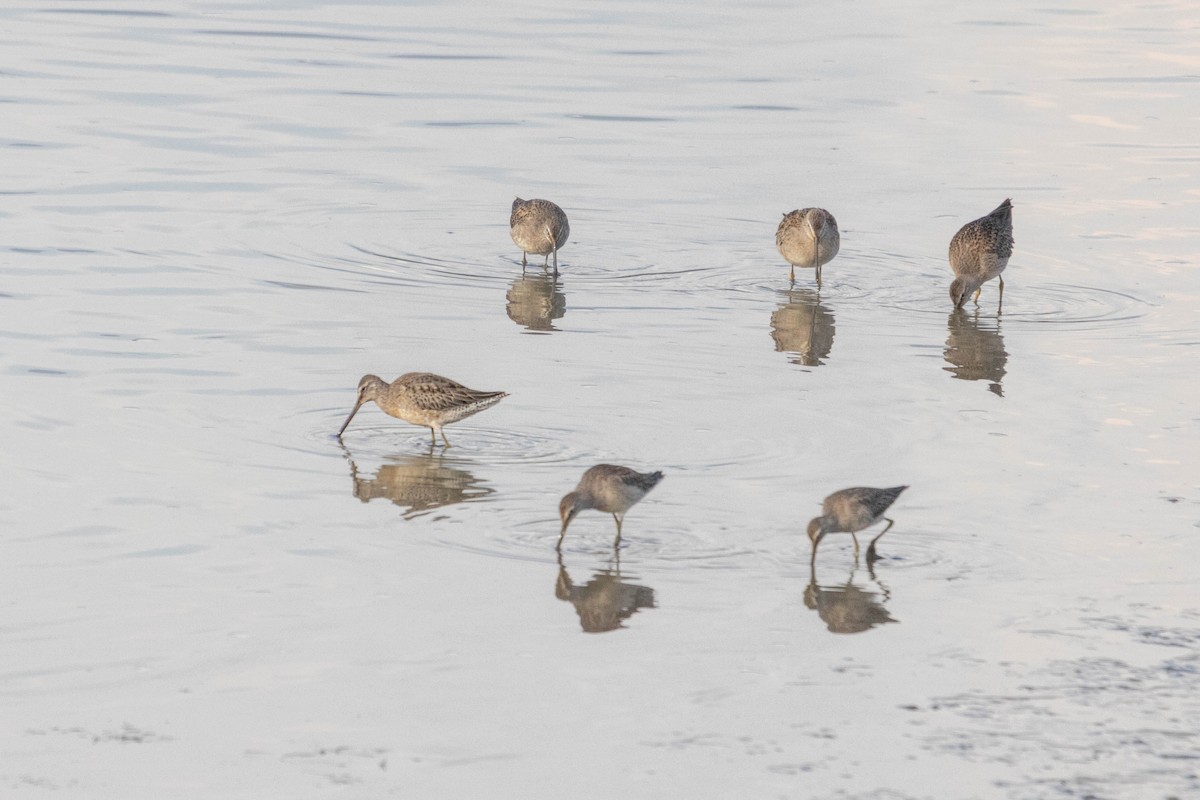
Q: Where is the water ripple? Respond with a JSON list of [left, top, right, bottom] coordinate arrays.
[[303, 419, 576, 467], [886, 281, 1151, 332]]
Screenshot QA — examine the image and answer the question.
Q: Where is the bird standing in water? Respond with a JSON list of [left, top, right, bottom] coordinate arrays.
[[337, 373, 507, 447], [776, 207, 840, 286], [807, 486, 908, 566], [511, 197, 570, 274], [558, 464, 664, 550], [949, 198, 1014, 310]]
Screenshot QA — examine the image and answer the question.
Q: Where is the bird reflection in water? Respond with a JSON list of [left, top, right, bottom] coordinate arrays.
[[506, 273, 566, 333], [342, 446, 493, 520], [804, 561, 897, 634], [943, 308, 1007, 397], [555, 549, 656, 633], [770, 288, 835, 367]]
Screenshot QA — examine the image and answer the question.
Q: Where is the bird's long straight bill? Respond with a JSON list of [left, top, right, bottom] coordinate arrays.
[[337, 401, 363, 437], [556, 511, 577, 548]]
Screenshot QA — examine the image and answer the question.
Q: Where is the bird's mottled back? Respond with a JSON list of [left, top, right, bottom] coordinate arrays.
[[826, 485, 908, 522], [950, 198, 1014, 265], [620, 468, 664, 493], [510, 198, 569, 252], [391, 372, 507, 416]]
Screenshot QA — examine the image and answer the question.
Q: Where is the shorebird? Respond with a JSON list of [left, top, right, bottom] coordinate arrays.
[[776, 208, 840, 286], [337, 373, 507, 447], [807, 486, 908, 566], [949, 198, 1014, 310], [558, 464, 664, 549], [511, 197, 569, 274]]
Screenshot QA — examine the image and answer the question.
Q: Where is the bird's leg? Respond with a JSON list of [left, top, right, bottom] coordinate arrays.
[[790, 264, 796, 284], [552, 242, 559, 276], [998, 276, 1005, 314], [816, 263, 822, 288], [429, 427, 437, 447], [973, 287, 982, 304], [613, 513, 623, 547], [521, 251, 528, 269], [851, 533, 861, 562], [865, 518, 895, 565], [440, 428, 452, 448]]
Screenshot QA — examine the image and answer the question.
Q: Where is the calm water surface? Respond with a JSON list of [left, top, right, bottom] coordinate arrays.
[[3, 2, 1199, 798]]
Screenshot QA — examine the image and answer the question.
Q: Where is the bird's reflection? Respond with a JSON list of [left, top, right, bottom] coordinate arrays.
[[506, 273, 566, 332], [804, 562, 897, 634], [342, 446, 493, 519], [555, 549, 656, 633], [770, 288, 835, 366], [943, 308, 1007, 397]]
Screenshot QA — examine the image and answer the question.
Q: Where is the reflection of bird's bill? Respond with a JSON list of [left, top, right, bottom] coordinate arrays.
[[337, 399, 364, 437]]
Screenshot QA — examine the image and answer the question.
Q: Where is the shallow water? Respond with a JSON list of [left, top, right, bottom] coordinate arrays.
[[3, 1, 1199, 797]]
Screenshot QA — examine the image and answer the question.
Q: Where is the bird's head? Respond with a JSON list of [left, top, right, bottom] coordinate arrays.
[[949, 277, 970, 308], [807, 517, 826, 547], [338, 374, 386, 438], [559, 492, 581, 530]]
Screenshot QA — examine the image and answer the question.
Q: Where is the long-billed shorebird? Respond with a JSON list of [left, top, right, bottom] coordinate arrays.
[[949, 198, 1014, 310], [511, 197, 569, 274], [558, 464, 664, 550], [776, 207, 840, 286], [337, 373, 507, 447], [808, 486, 908, 565]]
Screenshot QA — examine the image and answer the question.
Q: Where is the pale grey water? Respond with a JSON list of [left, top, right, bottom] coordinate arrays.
[[3, 2, 1199, 798]]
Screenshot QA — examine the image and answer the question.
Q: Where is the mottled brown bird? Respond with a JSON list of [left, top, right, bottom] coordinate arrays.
[[511, 197, 569, 274], [776, 207, 840, 286], [949, 199, 1014, 309], [337, 373, 507, 447]]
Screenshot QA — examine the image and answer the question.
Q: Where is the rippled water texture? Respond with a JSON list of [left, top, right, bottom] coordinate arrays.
[[3, 1, 1199, 798]]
